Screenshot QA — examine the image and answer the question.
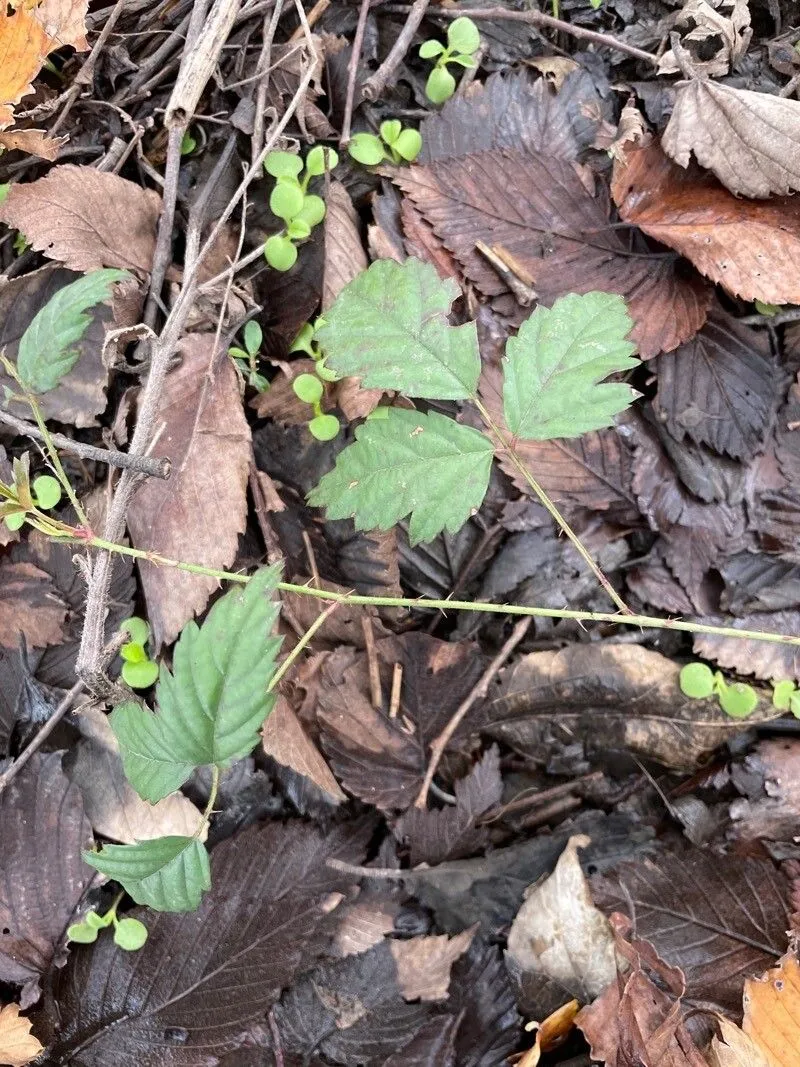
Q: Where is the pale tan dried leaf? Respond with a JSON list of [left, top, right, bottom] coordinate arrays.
[[35, 0, 90, 50], [612, 139, 800, 304], [0, 165, 161, 273], [658, 0, 750, 77], [663, 80, 800, 198], [127, 335, 251, 647], [709, 1016, 771, 1067], [262, 696, 346, 804], [507, 835, 616, 1001], [333, 898, 398, 958], [0, 560, 66, 650], [0, 128, 66, 160], [742, 953, 800, 1067], [603, 100, 648, 163], [526, 56, 578, 90], [322, 182, 367, 311], [390, 926, 476, 1002], [0, 1003, 43, 1067], [68, 706, 206, 842]]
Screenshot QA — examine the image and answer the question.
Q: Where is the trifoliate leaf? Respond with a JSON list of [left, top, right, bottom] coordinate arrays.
[[111, 565, 283, 803], [503, 292, 639, 441], [679, 662, 715, 699], [316, 258, 480, 400], [308, 407, 493, 544], [83, 837, 210, 912], [17, 269, 128, 393]]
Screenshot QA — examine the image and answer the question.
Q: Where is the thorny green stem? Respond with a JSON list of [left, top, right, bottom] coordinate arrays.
[[473, 398, 631, 616], [73, 535, 800, 648]]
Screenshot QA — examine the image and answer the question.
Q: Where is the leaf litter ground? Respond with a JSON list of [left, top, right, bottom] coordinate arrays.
[[3, 0, 800, 1065]]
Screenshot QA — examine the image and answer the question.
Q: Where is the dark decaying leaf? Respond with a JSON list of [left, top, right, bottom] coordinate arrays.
[[693, 611, 800, 682], [0, 753, 93, 1007], [591, 849, 789, 1013], [729, 739, 800, 844], [381, 1016, 458, 1067], [323, 181, 368, 311], [0, 559, 67, 652], [0, 647, 31, 755], [653, 307, 778, 460], [126, 335, 251, 647], [447, 940, 521, 1067], [394, 746, 502, 866], [720, 553, 800, 614], [319, 634, 485, 811], [41, 820, 369, 1065], [485, 644, 779, 772], [395, 147, 709, 359], [750, 402, 800, 552]]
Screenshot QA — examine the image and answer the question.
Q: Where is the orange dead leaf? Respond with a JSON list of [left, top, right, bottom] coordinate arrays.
[[0, 1002, 44, 1067], [742, 952, 800, 1067]]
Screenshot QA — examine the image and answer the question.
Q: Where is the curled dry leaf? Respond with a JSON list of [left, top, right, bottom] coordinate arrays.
[[709, 1015, 771, 1067], [127, 335, 251, 647], [0, 1003, 44, 1067], [663, 80, 800, 199], [261, 695, 346, 805], [0, 165, 161, 274], [612, 140, 800, 305], [658, 0, 751, 78], [507, 835, 616, 1003], [390, 926, 477, 1002]]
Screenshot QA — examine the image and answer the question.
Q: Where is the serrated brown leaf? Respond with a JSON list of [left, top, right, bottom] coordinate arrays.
[[262, 695, 346, 805], [126, 335, 251, 647], [41, 820, 369, 1064], [0, 1003, 43, 1067], [0, 165, 161, 274], [663, 80, 800, 198], [487, 644, 779, 772], [720, 553, 800, 615], [590, 849, 789, 1013], [390, 927, 477, 1002], [693, 611, 800, 682], [396, 147, 709, 358], [0, 753, 93, 1007], [612, 139, 800, 304], [0, 560, 66, 651], [654, 307, 777, 460], [319, 634, 485, 812]]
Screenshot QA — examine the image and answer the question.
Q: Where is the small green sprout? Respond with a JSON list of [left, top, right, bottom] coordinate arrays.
[[68, 899, 148, 952], [229, 320, 268, 392], [348, 121, 422, 166], [290, 320, 340, 441], [419, 16, 480, 104], [263, 146, 338, 272], [120, 617, 159, 689], [180, 129, 198, 156], [678, 661, 800, 721], [1, 455, 63, 532]]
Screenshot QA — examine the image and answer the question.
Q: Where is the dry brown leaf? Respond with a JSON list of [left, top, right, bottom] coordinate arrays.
[[322, 182, 367, 311], [0, 6, 51, 129], [127, 335, 251, 647], [34, 0, 90, 50], [507, 835, 616, 1003], [390, 926, 476, 1002], [0, 165, 161, 274], [0, 128, 65, 159], [612, 139, 800, 304], [663, 80, 800, 198], [709, 1016, 772, 1067], [67, 706, 206, 842], [743, 953, 800, 1067], [261, 695, 346, 805], [0, 560, 66, 650], [729, 740, 800, 844], [0, 1003, 44, 1067], [333, 898, 398, 958], [658, 0, 751, 77]]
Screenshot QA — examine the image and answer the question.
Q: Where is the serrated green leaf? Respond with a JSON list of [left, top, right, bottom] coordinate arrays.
[[83, 837, 210, 912], [111, 565, 283, 802], [308, 407, 493, 544], [17, 269, 129, 393], [502, 292, 639, 441], [316, 258, 480, 401]]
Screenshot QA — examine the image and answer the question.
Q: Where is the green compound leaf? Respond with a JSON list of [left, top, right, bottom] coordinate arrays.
[[316, 258, 480, 400], [111, 565, 283, 803], [718, 682, 759, 720], [17, 269, 129, 393], [679, 662, 715, 700], [503, 292, 639, 441], [83, 837, 211, 912], [308, 407, 493, 544]]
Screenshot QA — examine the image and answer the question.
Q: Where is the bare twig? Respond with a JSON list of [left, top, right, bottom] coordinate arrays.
[[362, 0, 430, 102], [252, 0, 285, 164], [340, 0, 371, 146], [0, 682, 84, 795], [415, 616, 531, 809], [389, 662, 403, 718], [288, 0, 329, 39], [165, 0, 244, 127], [0, 409, 170, 479], [362, 616, 383, 709]]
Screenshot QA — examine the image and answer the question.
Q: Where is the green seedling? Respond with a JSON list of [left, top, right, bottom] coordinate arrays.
[[119, 616, 159, 689], [348, 121, 422, 166], [419, 16, 480, 104], [67, 897, 148, 952], [290, 321, 341, 441], [264, 145, 338, 271], [180, 128, 198, 156], [229, 319, 268, 392], [1, 453, 63, 532], [679, 661, 787, 720]]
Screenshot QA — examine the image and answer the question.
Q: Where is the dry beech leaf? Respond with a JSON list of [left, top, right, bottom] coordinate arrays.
[[390, 927, 477, 1002], [742, 952, 800, 1067], [612, 140, 800, 305], [333, 898, 399, 958], [0, 128, 66, 159], [0, 165, 161, 274], [663, 81, 800, 199], [709, 1015, 772, 1067], [66, 705, 206, 842], [0, 1003, 44, 1067], [507, 835, 616, 1002], [658, 0, 751, 78], [0, 560, 66, 650], [262, 695, 346, 805], [127, 335, 251, 647]]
